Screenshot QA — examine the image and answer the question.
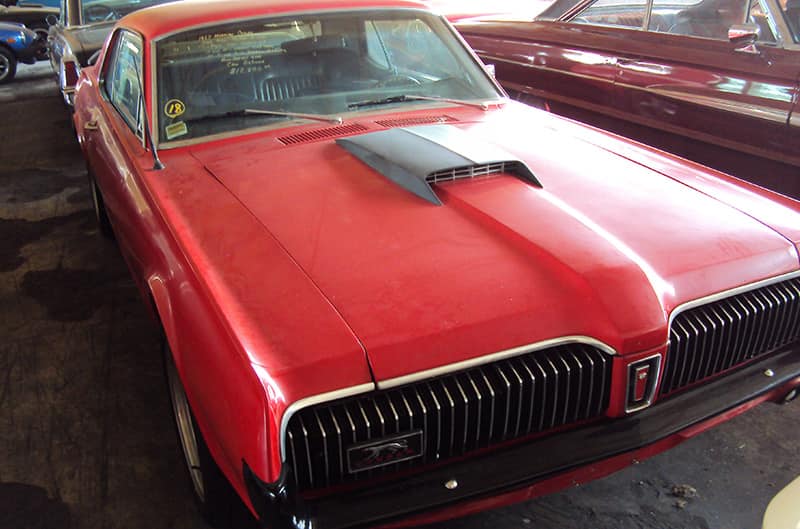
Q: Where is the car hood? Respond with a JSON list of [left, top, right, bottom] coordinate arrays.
[[190, 105, 800, 383]]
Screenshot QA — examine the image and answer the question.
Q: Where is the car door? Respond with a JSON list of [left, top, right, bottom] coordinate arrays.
[[464, 17, 626, 110], [81, 28, 152, 279], [610, 0, 800, 165]]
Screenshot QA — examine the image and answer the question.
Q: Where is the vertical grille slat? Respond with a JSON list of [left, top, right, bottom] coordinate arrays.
[[662, 277, 800, 397], [286, 343, 612, 491]]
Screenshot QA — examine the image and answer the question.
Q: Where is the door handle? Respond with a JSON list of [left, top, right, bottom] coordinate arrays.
[[84, 120, 99, 131]]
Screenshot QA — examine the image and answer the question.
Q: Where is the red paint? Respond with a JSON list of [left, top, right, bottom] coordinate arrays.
[[71, 0, 800, 525]]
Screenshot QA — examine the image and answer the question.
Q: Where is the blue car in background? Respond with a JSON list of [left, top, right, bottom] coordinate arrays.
[[0, 21, 45, 83]]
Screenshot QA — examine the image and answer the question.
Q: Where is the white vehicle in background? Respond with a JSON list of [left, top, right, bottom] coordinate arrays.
[[763, 476, 800, 529]]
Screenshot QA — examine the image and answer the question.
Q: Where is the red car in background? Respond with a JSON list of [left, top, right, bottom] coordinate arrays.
[[73, 0, 800, 527], [457, 0, 800, 197]]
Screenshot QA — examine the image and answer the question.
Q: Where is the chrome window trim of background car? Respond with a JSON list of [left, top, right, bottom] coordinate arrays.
[[565, 0, 788, 43], [278, 335, 617, 461], [146, 7, 505, 150], [667, 269, 800, 329]]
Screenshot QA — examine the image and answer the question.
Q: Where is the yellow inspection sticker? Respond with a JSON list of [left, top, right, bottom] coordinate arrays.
[[164, 99, 186, 118], [165, 121, 188, 140]]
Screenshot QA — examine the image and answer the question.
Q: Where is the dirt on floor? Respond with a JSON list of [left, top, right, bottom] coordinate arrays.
[[0, 64, 798, 529]]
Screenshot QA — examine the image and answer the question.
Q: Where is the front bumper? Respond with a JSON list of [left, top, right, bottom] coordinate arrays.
[[244, 344, 800, 529]]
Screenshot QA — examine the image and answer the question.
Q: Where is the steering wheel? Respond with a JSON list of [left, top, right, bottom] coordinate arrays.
[[378, 75, 422, 88], [84, 4, 116, 22]]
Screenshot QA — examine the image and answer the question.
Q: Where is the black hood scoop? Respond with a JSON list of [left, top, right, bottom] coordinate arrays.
[[336, 125, 541, 205]]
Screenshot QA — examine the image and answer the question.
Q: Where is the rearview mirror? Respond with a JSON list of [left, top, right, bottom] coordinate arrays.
[[729, 23, 759, 53], [484, 63, 496, 78], [45, 13, 57, 26]]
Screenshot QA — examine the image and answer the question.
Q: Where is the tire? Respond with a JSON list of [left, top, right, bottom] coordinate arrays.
[[164, 344, 239, 528], [88, 174, 114, 238], [0, 47, 17, 85], [30, 26, 49, 60]]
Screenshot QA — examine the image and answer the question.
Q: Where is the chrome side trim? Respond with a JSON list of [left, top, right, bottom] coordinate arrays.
[[377, 336, 618, 390], [668, 270, 800, 329], [624, 353, 662, 413], [279, 383, 375, 461], [632, 85, 790, 124]]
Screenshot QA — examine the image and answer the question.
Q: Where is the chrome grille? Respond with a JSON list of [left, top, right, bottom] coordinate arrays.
[[285, 343, 612, 491], [661, 277, 800, 396], [426, 161, 522, 184]]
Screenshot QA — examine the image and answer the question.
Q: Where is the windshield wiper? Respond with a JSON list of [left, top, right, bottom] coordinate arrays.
[[185, 109, 343, 125], [347, 94, 495, 111]]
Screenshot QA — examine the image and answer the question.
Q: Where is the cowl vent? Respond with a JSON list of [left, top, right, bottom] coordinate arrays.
[[278, 123, 369, 145], [337, 124, 541, 205], [375, 115, 457, 128]]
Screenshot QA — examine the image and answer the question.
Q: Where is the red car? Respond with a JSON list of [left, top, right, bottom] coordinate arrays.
[[72, 0, 800, 527], [457, 0, 800, 197]]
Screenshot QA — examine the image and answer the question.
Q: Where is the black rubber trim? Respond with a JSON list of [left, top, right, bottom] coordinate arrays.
[[248, 344, 800, 529]]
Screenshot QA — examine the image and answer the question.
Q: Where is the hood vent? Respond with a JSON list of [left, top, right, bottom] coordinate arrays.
[[337, 124, 540, 205], [427, 161, 527, 184], [374, 115, 457, 128], [278, 123, 369, 145]]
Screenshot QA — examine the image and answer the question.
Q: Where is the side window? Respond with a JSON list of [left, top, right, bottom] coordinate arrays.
[[103, 31, 143, 137], [650, 0, 749, 39], [572, 0, 649, 29], [747, 0, 778, 42], [781, 0, 800, 42]]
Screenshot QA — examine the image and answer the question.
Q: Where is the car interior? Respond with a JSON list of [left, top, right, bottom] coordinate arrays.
[[572, 0, 777, 41], [155, 12, 497, 141]]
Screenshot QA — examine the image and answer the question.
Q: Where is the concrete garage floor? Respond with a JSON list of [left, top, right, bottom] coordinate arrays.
[[1, 63, 799, 529]]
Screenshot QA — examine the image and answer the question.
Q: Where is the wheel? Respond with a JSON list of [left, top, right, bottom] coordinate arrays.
[[164, 344, 238, 528], [84, 3, 118, 21], [88, 175, 114, 238], [0, 47, 17, 84], [31, 26, 49, 60]]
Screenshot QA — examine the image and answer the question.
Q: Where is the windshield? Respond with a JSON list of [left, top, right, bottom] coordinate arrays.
[[155, 9, 502, 143], [81, 0, 173, 26]]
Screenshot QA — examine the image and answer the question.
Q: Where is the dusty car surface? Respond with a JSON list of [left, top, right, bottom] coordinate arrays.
[[457, 0, 800, 192], [72, 0, 800, 527], [47, 0, 170, 106]]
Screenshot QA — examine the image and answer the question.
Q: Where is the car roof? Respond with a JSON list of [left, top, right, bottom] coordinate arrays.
[[121, 0, 430, 41]]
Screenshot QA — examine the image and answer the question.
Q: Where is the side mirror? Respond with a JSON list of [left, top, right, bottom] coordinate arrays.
[[45, 13, 57, 26], [484, 63, 496, 78], [728, 23, 759, 53], [88, 49, 100, 66]]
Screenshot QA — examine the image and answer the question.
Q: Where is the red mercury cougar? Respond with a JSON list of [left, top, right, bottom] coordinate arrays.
[[71, 0, 800, 527]]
